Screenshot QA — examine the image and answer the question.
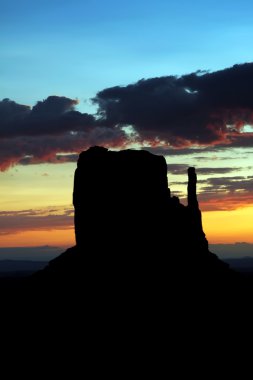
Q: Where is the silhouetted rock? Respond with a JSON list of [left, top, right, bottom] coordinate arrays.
[[30, 146, 244, 301], [187, 167, 198, 208], [73, 146, 168, 252]]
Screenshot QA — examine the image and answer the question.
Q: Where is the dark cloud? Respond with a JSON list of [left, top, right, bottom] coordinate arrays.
[[144, 145, 252, 158], [0, 95, 131, 170], [190, 175, 253, 210], [202, 176, 253, 193], [18, 153, 79, 166], [145, 147, 208, 155], [198, 191, 253, 211], [2, 62, 253, 171], [169, 182, 188, 187], [0, 96, 96, 137], [196, 167, 241, 176], [0, 127, 127, 171], [192, 155, 243, 161], [168, 185, 253, 211], [167, 164, 240, 175], [169, 174, 253, 211], [142, 146, 228, 156], [0, 207, 73, 235], [167, 164, 188, 174], [94, 63, 253, 147]]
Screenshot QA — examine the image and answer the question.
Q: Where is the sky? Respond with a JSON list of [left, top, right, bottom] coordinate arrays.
[[1, 0, 253, 259]]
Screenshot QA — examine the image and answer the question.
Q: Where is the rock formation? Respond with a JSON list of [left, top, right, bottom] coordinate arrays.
[[73, 146, 169, 256], [36, 146, 236, 295], [73, 148, 209, 256]]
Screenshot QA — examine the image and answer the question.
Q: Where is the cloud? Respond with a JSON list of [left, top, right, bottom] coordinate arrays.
[[142, 146, 230, 158], [175, 188, 253, 211], [198, 191, 253, 211], [196, 167, 241, 175], [202, 176, 253, 192], [19, 153, 79, 166], [0, 126, 128, 171], [167, 164, 240, 176], [0, 207, 74, 235], [168, 173, 253, 211], [195, 176, 253, 210], [0, 96, 95, 137], [0, 96, 129, 170], [2, 63, 253, 171], [192, 155, 242, 161], [167, 164, 188, 174], [93, 63, 253, 147]]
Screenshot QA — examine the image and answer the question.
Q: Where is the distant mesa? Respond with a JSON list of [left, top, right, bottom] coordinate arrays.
[[35, 145, 239, 295]]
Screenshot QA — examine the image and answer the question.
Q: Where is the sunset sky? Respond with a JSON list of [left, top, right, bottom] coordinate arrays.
[[1, 0, 253, 259]]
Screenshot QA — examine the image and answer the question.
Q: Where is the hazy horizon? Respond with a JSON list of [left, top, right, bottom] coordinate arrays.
[[0, 242, 253, 262]]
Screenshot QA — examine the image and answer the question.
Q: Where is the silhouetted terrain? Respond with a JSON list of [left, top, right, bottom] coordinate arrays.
[[1, 146, 252, 314], [224, 257, 253, 273], [0, 260, 47, 275]]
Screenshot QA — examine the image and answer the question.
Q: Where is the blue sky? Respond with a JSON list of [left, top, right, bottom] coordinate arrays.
[[1, 0, 253, 112]]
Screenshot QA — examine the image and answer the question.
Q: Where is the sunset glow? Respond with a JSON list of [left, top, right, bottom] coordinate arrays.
[[0, 228, 75, 248], [203, 207, 253, 244]]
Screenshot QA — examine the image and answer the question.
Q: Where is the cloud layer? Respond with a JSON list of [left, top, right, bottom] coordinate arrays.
[[0, 207, 73, 235], [0, 96, 127, 170], [1, 63, 253, 170], [167, 164, 241, 176], [0, 96, 94, 137], [94, 63, 253, 147]]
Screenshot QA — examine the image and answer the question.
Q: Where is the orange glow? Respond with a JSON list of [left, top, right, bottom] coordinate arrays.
[[1, 206, 252, 249], [199, 193, 253, 211], [1, 158, 253, 248], [0, 228, 75, 248], [203, 206, 253, 243]]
